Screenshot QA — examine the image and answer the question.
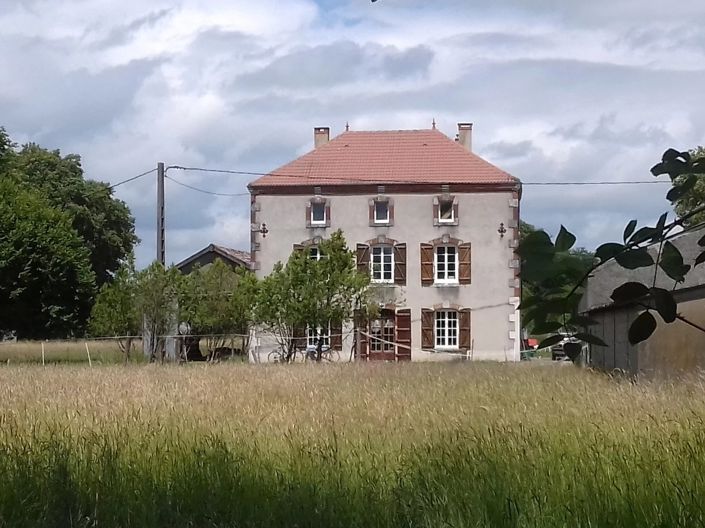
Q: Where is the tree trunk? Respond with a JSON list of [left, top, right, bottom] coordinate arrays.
[[316, 334, 324, 362]]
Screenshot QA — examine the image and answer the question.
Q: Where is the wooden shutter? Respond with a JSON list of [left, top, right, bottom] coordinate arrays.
[[325, 204, 331, 226], [293, 325, 306, 351], [459, 309, 471, 350], [293, 243, 304, 253], [452, 202, 459, 223], [356, 318, 368, 361], [421, 309, 434, 350], [420, 243, 434, 286], [305, 203, 311, 227], [432, 202, 439, 225], [459, 243, 471, 285], [369, 201, 375, 223], [356, 244, 370, 275], [389, 203, 395, 224], [393, 243, 406, 286], [330, 322, 342, 350], [395, 309, 412, 361]]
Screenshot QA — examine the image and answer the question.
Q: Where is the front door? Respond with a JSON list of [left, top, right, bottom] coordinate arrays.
[[368, 309, 396, 361]]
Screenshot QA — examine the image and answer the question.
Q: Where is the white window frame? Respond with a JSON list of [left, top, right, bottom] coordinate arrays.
[[434, 245, 459, 284], [307, 323, 331, 348], [438, 200, 455, 224], [309, 246, 323, 261], [374, 200, 390, 224], [370, 245, 394, 283], [435, 310, 459, 349], [310, 202, 327, 225]]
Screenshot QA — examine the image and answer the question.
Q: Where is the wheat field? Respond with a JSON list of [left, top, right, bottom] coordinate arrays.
[[0, 362, 704, 527]]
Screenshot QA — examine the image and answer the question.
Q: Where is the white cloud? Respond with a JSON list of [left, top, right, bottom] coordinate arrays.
[[1, 0, 705, 266]]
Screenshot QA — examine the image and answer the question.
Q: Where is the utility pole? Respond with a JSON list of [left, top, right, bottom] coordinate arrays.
[[157, 162, 165, 265]]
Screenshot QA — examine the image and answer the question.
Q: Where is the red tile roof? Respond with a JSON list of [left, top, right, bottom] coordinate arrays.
[[249, 129, 517, 188]]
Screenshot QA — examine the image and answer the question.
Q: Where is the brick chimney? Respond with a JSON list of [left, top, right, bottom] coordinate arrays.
[[314, 127, 330, 148], [457, 123, 473, 151]]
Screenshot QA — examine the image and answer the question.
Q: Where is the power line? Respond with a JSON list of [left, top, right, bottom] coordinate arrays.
[[166, 164, 671, 194], [109, 168, 157, 191], [165, 174, 249, 197]]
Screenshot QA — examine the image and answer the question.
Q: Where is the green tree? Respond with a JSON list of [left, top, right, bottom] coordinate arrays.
[[136, 263, 183, 362], [10, 143, 137, 288], [0, 178, 95, 338], [674, 146, 705, 226], [180, 260, 259, 359], [88, 257, 140, 363], [255, 230, 371, 362]]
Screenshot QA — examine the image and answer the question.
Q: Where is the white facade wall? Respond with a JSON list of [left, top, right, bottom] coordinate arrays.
[[251, 190, 521, 362]]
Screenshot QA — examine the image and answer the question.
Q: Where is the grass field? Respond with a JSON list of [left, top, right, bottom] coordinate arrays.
[[0, 362, 704, 527], [0, 339, 143, 364]]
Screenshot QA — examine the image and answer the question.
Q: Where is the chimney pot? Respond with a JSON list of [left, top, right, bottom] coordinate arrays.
[[457, 122, 473, 151], [314, 127, 330, 148]]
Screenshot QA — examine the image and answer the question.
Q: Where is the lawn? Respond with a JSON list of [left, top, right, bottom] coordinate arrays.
[[0, 362, 703, 527]]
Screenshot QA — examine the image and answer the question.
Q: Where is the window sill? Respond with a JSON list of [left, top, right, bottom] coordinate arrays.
[[434, 282, 459, 288], [370, 221, 393, 227], [370, 280, 395, 286], [434, 220, 459, 227]]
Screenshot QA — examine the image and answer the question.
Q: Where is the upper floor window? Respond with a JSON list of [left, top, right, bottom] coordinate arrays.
[[311, 202, 326, 225], [435, 246, 458, 284], [309, 247, 322, 261], [374, 201, 389, 223], [435, 310, 459, 349], [369, 198, 394, 226], [433, 196, 458, 226], [371, 245, 394, 283], [438, 200, 454, 223]]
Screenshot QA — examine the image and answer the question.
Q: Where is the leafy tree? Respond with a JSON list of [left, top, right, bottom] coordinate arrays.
[[674, 146, 705, 226], [10, 143, 137, 288], [0, 178, 95, 338], [255, 230, 371, 362], [135, 263, 184, 362], [180, 260, 259, 359], [88, 257, 140, 363], [520, 148, 705, 355]]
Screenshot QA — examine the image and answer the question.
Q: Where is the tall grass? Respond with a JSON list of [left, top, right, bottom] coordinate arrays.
[[0, 339, 144, 364], [0, 363, 704, 527]]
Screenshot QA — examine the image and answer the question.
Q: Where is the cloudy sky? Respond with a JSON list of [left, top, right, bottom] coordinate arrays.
[[2, 0, 704, 266]]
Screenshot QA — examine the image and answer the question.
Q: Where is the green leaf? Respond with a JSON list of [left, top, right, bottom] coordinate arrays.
[[517, 230, 554, 258], [623, 220, 637, 243], [698, 234, 705, 247], [555, 225, 576, 252], [615, 248, 654, 270], [595, 243, 625, 263], [650, 287, 677, 323], [572, 332, 607, 347], [628, 311, 657, 345], [659, 241, 689, 282], [654, 212, 668, 236], [629, 227, 657, 245], [610, 282, 649, 304], [661, 148, 684, 163], [695, 251, 705, 267], [538, 334, 564, 349]]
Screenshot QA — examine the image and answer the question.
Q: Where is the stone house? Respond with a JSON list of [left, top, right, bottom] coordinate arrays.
[[248, 123, 522, 361]]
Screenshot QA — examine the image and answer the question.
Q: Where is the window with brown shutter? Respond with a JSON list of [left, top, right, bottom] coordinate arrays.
[[459, 243, 472, 285], [356, 244, 370, 275], [356, 315, 369, 360], [459, 309, 471, 350], [420, 244, 434, 286], [330, 322, 342, 350], [393, 243, 406, 286], [421, 309, 434, 349], [395, 309, 412, 361]]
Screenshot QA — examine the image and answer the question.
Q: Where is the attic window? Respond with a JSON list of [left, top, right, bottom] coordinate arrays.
[[374, 201, 389, 223], [311, 203, 326, 225], [439, 200, 454, 223]]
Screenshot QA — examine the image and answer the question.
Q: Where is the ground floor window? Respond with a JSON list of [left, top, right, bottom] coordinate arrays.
[[370, 317, 395, 352], [435, 310, 458, 348], [307, 324, 330, 347]]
